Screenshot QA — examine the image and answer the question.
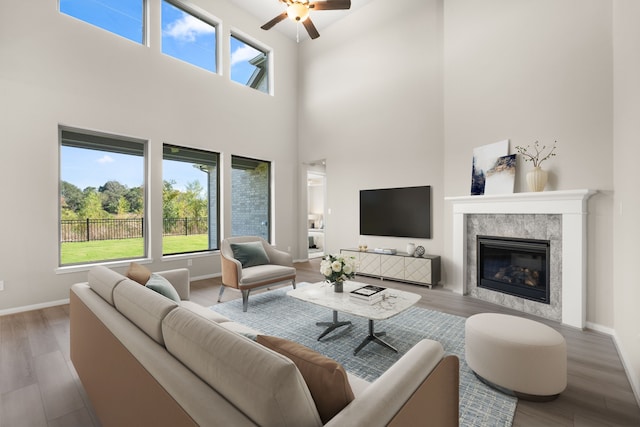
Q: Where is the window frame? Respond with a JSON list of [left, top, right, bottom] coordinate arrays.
[[58, 0, 148, 45], [230, 155, 272, 243], [229, 30, 273, 95], [58, 126, 148, 267], [162, 144, 220, 256], [161, 0, 220, 74]]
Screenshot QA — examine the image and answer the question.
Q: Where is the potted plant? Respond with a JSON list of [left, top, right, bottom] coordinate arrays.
[[515, 141, 557, 192], [320, 253, 356, 293]]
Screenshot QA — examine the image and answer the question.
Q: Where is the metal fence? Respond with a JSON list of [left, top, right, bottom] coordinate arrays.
[[60, 218, 208, 242]]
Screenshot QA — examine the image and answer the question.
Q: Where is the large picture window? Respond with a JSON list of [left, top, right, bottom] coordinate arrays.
[[162, 0, 217, 73], [230, 34, 269, 94], [231, 156, 271, 241], [59, 128, 146, 266], [163, 145, 219, 255], [59, 0, 145, 44]]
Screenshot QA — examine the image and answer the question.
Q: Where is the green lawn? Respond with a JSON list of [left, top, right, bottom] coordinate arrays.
[[61, 234, 209, 264]]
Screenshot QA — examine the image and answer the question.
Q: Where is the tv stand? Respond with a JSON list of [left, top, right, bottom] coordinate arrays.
[[341, 249, 441, 288]]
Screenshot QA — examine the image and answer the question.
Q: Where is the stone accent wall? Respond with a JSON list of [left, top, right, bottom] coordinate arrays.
[[466, 214, 562, 321]]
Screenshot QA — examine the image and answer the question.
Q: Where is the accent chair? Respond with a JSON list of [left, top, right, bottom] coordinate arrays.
[[219, 236, 296, 311]]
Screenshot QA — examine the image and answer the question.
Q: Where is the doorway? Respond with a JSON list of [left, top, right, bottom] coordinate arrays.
[[307, 161, 326, 259]]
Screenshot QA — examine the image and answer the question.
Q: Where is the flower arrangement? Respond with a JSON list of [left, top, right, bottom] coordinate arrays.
[[515, 141, 558, 168], [320, 253, 356, 285]]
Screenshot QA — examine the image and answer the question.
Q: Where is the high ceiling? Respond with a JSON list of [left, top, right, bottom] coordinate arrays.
[[227, 0, 371, 42]]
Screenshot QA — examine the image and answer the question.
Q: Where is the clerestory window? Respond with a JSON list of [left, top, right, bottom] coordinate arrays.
[[59, 0, 145, 44], [161, 0, 218, 73], [230, 34, 270, 94]]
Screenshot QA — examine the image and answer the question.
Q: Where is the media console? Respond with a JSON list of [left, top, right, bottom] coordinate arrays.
[[341, 249, 441, 288]]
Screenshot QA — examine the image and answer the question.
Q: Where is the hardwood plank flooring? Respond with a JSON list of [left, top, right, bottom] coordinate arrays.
[[0, 259, 638, 426]]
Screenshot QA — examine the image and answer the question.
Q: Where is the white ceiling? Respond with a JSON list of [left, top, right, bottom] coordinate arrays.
[[227, 0, 371, 42]]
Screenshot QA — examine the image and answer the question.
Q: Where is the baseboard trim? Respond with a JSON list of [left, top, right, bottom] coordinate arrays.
[[0, 298, 70, 317], [190, 272, 220, 282], [585, 321, 614, 335], [612, 331, 640, 408]]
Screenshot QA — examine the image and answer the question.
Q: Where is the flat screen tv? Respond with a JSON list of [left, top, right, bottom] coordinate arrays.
[[360, 186, 432, 239]]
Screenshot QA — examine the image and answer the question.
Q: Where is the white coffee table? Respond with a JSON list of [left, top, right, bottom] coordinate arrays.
[[287, 281, 421, 355]]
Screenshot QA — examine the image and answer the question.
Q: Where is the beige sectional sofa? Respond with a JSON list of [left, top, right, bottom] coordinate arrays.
[[70, 265, 459, 427]]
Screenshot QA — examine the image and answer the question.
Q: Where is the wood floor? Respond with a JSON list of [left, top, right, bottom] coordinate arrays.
[[1, 259, 639, 426]]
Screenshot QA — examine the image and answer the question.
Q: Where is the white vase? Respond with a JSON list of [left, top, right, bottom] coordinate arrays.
[[526, 166, 548, 192], [406, 243, 415, 256]]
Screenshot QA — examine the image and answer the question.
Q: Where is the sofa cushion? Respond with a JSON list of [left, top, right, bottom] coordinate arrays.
[[113, 279, 179, 345], [126, 262, 152, 285], [162, 308, 322, 427], [230, 241, 270, 268], [257, 335, 355, 423], [88, 265, 128, 306], [146, 273, 181, 302], [239, 264, 296, 286]]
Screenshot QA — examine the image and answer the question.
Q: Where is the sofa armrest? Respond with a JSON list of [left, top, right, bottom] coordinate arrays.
[[157, 268, 190, 301], [325, 339, 459, 427], [220, 252, 242, 288]]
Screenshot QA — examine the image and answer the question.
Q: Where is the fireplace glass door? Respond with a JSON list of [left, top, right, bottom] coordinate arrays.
[[477, 236, 550, 304]]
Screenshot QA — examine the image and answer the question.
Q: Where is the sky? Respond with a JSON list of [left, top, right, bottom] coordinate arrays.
[[61, 146, 207, 192]]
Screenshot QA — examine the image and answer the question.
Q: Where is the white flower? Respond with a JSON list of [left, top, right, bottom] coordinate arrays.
[[331, 260, 342, 272], [343, 264, 353, 275]]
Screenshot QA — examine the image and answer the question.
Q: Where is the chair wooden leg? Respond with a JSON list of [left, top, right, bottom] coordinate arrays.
[[217, 286, 226, 302], [241, 290, 250, 312]]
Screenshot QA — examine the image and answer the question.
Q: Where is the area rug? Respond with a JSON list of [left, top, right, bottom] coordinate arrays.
[[211, 284, 517, 426]]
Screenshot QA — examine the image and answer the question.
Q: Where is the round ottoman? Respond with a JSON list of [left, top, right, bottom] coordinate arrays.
[[465, 313, 567, 401]]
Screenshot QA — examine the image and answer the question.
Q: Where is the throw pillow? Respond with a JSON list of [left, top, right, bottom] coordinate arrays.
[[126, 262, 152, 285], [257, 335, 354, 423], [145, 273, 181, 302], [230, 241, 271, 268]]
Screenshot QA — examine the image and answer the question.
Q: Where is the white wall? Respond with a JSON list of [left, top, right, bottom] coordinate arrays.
[[442, 0, 615, 328], [613, 0, 640, 403], [0, 0, 299, 311], [298, 0, 445, 259]]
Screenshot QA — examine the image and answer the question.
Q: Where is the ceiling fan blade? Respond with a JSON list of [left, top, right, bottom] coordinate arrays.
[[310, 0, 351, 11], [303, 18, 320, 39], [261, 11, 288, 30]]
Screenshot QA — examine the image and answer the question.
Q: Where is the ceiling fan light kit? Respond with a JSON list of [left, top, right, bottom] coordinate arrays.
[[287, 3, 310, 22], [261, 0, 351, 40]]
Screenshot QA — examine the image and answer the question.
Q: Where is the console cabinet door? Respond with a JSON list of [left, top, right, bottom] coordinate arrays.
[[404, 257, 432, 284], [380, 254, 404, 281], [358, 252, 381, 276]]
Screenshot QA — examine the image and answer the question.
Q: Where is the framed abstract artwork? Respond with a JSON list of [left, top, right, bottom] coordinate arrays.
[[484, 154, 516, 195], [470, 140, 509, 195]]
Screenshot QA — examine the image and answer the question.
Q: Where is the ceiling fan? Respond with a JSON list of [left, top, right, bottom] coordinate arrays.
[[261, 0, 351, 40]]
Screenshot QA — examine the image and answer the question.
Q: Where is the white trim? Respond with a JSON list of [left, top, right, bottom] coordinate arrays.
[[0, 299, 70, 317], [612, 331, 640, 407], [445, 189, 597, 329]]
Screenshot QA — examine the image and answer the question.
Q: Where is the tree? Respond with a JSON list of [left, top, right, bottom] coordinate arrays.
[[99, 180, 128, 214], [79, 189, 109, 219], [116, 196, 131, 216], [162, 180, 180, 219], [60, 181, 83, 213], [125, 186, 144, 214]]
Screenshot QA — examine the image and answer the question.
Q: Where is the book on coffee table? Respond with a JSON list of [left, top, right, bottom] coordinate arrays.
[[350, 285, 386, 304]]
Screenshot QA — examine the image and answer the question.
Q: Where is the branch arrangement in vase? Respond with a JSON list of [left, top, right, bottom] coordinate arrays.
[[515, 141, 557, 167]]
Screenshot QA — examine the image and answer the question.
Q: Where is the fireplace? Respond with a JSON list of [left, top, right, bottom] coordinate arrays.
[[477, 236, 550, 304]]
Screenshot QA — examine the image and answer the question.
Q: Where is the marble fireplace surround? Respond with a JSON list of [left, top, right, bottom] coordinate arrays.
[[446, 190, 596, 329]]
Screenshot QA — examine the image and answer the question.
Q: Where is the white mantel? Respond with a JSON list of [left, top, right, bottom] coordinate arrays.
[[445, 189, 597, 329]]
